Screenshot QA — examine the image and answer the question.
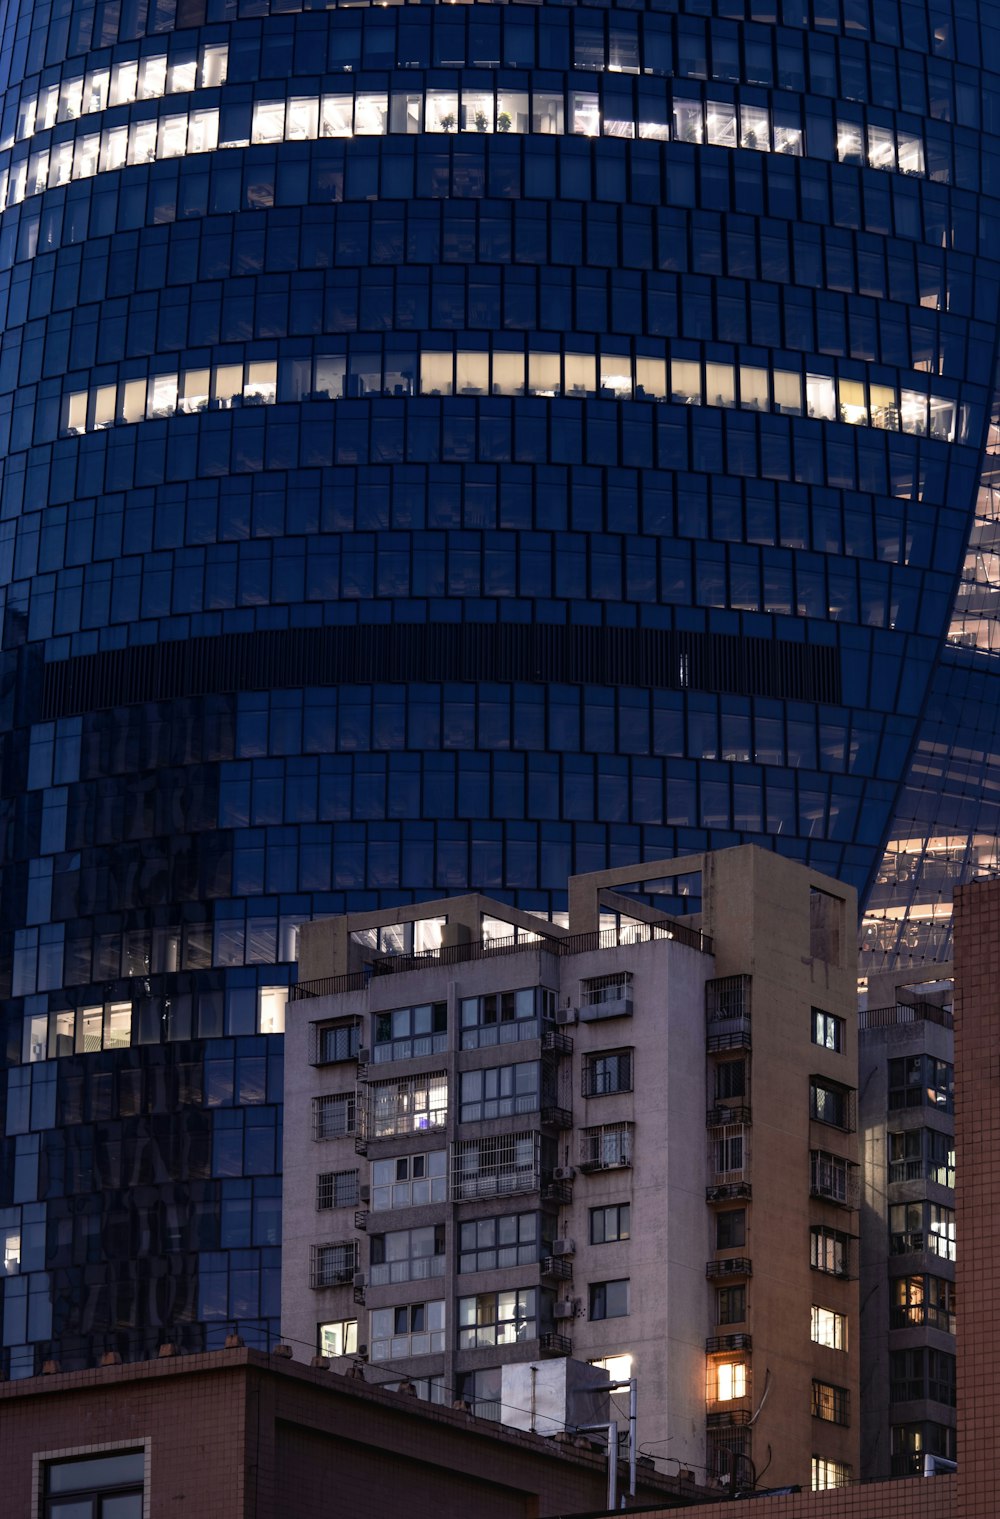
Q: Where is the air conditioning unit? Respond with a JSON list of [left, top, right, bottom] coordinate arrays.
[[556, 1008, 578, 1027], [552, 1166, 576, 1183], [552, 1238, 576, 1257], [359, 1184, 371, 1204], [357, 1048, 371, 1065], [553, 1300, 577, 1321], [357, 1343, 368, 1358], [353, 1271, 366, 1290]]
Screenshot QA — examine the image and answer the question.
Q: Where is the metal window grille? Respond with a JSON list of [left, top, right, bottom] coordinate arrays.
[[317, 1170, 359, 1210], [310, 1240, 358, 1288]]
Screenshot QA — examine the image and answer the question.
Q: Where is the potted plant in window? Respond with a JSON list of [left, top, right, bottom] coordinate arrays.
[[497, 110, 511, 133], [440, 111, 456, 132], [475, 109, 489, 133]]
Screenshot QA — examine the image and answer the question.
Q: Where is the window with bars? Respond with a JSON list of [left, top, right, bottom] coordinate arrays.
[[809, 1077, 855, 1131], [810, 1150, 855, 1205], [583, 1049, 633, 1096], [812, 1379, 850, 1424], [312, 1092, 356, 1140], [312, 1020, 360, 1065], [316, 1170, 359, 1211], [580, 1122, 634, 1170], [891, 1274, 955, 1333], [810, 1225, 852, 1277], [368, 1071, 447, 1138], [451, 1131, 541, 1200], [581, 973, 633, 1008], [714, 1060, 746, 1100], [311, 1240, 358, 1288]]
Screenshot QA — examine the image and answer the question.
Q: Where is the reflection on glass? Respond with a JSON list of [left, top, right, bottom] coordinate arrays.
[[806, 373, 837, 422], [672, 98, 703, 144], [706, 101, 737, 148], [740, 104, 769, 151], [571, 91, 600, 136]]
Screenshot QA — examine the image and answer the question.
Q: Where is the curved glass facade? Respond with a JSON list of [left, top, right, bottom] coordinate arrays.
[[0, 0, 998, 1372]]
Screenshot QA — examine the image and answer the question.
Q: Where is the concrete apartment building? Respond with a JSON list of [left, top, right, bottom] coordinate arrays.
[[281, 846, 859, 1494], [858, 971, 956, 1482]]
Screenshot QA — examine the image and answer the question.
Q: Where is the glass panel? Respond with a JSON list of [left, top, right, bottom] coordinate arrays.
[[571, 91, 600, 136], [101, 126, 129, 172], [252, 101, 285, 145], [73, 134, 100, 177], [672, 359, 702, 405], [121, 380, 146, 425], [92, 385, 117, 429], [129, 120, 158, 165], [929, 397, 956, 441], [158, 115, 188, 158], [806, 373, 837, 421], [492, 352, 525, 396], [148, 374, 178, 419], [838, 378, 868, 426], [138, 55, 167, 99], [897, 131, 925, 175], [110, 61, 138, 107], [321, 95, 354, 137], [246, 361, 277, 404], [314, 356, 346, 399], [201, 45, 229, 90], [421, 352, 454, 396], [426, 90, 459, 133], [600, 354, 632, 399], [532, 91, 564, 134], [706, 100, 737, 148], [356, 93, 387, 135], [84, 68, 110, 113], [189, 110, 218, 154], [456, 352, 489, 395], [706, 363, 736, 408], [528, 352, 561, 397], [773, 370, 802, 415], [740, 104, 769, 150], [636, 357, 667, 400], [672, 99, 703, 144], [739, 366, 769, 411], [868, 124, 896, 170], [496, 91, 528, 134], [213, 365, 244, 405], [565, 352, 596, 397], [390, 92, 423, 134], [836, 120, 864, 162], [870, 383, 898, 430], [900, 390, 928, 435], [461, 91, 493, 133]]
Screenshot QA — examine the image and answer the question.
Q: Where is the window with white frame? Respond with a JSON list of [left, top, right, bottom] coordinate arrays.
[[370, 1300, 445, 1361], [318, 1318, 357, 1358], [371, 1150, 447, 1210], [370, 1224, 446, 1286]]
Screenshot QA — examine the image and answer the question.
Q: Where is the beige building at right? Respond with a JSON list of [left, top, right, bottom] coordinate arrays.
[[280, 846, 859, 1495]]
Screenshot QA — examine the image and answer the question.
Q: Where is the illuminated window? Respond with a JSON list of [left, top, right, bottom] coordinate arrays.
[[319, 1318, 357, 1358], [811, 1456, 851, 1490], [811, 1305, 847, 1350], [716, 1361, 747, 1401]]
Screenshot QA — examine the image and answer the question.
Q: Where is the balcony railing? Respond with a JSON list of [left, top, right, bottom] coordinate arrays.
[[540, 1332, 572, 1356], [540, 1256, 573, 1282], [706, 1182, 752, 1203], [706, 1257, 753, 1280], [707, 1105, 751, 1127], [706, 1333, 753, 1353]]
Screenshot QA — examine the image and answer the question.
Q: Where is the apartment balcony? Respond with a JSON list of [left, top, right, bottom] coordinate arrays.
[[707, 1104, 751, 1127], [706, 976, 752, 1051], [541, 1030, 574, 1057], [706, 1333, 753, 1353], [706, 1182, 752, 1203], [540, 1332, 572, 1357], [540, 1256, 573, 1283], [354, 1210, 369, 1231], [705, 1257, 753, 1280], [541, 1105, 574, 1130], [541, 1179, 574, 1205], [579, 1123, 634, 1172]]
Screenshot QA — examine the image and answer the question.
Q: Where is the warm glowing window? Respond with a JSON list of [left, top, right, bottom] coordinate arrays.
[[716, 1361, 747, 1400]]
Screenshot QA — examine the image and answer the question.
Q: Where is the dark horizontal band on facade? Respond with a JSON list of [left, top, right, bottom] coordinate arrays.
[[39, 624, 841, 718]]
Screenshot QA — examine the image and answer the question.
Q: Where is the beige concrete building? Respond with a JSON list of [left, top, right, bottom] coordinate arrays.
[[280, 846, 859, 1495]]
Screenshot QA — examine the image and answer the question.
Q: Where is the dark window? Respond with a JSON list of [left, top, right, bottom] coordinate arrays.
[[316, 1170, 359, 1210], [584, 1049, 633, 1096], [716, 1209, 746, 1250], [888, 1056, 954, 1113], [810, 1077, 854, 1130], [717, 1285, 746, 1324], [459, 1213, 540, 1272], [714, 1060, 746, 1100], [317, 1021, 360, 1063], [810, 1225, 852, 1277], [44, 1450, 144, 1519], [590, 1204, 631, 1245], [590, 1279, 629, 1320]]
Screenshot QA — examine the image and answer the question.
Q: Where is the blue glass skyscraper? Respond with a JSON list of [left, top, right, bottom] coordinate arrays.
[[0, 0, 997, 1372]]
